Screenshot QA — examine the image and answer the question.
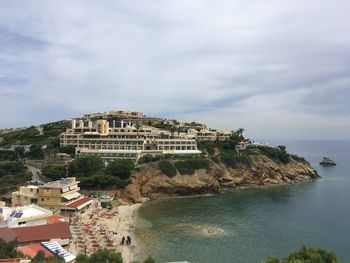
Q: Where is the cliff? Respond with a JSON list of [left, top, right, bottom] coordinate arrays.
[[121, 155, 319, 203]]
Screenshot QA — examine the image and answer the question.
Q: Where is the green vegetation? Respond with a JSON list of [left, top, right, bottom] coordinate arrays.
[[158, 160, 177, 177], [106, 159, 134, 180], [262, 246, 339, 263], [42, 164, 66, 181], [174, 159, 209, 175], [0, 238, 155, 263], [68, 155, 105, 176], [0, 121, 69, 160], [139, 154, 162, 163], [0, 149, 17, 161], [58, 145, 76, 156], [221, 155, 252, 168], [42, 156, 135, 189], [257, 145, 290, 164], [0, 238, 23, 259], [0, 161, 31, 194]]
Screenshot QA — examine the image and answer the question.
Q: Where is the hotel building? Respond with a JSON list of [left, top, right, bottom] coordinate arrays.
[[60, 118, 201, 161]]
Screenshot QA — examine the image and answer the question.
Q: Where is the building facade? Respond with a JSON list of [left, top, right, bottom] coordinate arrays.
[[60, 117, 201, 161], [11, 186, 38, 207], [37, 178, 83, 210]]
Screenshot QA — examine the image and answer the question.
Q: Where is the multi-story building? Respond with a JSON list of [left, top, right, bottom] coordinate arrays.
[[11, 185, 38, 206], [37, 178, 92, 212], [60, 117, 201, 161], [187, 129, 232, 142]]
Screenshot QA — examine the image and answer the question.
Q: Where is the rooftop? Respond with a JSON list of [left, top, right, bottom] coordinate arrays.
[[0, 204, 52, 222], [11, 222, 71, 243], [41, 177, 78, 188], [67, 197, 92, 210], [16, 243, 55, 258]]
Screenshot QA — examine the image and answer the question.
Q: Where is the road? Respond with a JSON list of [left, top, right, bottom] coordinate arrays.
[[26, 165, 47, 183]]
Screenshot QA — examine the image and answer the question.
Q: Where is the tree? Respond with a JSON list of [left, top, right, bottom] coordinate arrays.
[[32, 250, 46, 262], [106, 160, 134, 180], [144, 256, 156, 263], [42, 164, 66, 181], [262, 246, 339, 263], [27, 145, 44, 159], [88, 248, 123, 263], [135, 122, 142, 138], [158, 160, 177, 177], [68, 156, 104, 176], [0, 238, 22, 259]]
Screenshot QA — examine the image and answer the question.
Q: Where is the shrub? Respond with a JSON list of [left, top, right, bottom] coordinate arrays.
[[258, 145, 290, 164], [221, 155, 252, 168], [158, 160, 177, 177], [58, 146, 76, 155], [139, 154, 161, 163], [262, 246, 339, 263], [175, 159, 210, 175]]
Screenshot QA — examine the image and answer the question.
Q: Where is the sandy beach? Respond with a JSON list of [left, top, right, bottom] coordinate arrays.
[[116, 203, 142, 263], [69, 202, 142, 263]]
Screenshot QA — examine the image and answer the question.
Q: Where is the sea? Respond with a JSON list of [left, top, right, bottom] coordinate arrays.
[[133, 140, 350, 263]]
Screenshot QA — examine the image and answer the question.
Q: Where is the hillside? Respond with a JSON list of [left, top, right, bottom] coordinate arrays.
[[0, 115, 319, 199], [121, 152, 318, 202]]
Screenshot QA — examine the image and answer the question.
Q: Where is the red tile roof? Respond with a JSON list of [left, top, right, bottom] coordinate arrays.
[[16, 243, 55, 258], [47, 214, 65, 224], [11, 222, 71, 243], [0, 227, 17, 243], [68, 197, 92, 210]]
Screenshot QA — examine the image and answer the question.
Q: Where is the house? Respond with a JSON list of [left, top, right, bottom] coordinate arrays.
[[37, 177, 83, 210], [11, 186, 38, 206], [0, 204, 52, 228], [0, 221, 71, 246]]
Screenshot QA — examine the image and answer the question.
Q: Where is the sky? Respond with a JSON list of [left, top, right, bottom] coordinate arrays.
[[0, 0, 350, 140]]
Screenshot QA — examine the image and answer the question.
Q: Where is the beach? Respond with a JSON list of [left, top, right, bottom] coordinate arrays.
[[69, 202, 142, 263], [116, 203, 142, 263]]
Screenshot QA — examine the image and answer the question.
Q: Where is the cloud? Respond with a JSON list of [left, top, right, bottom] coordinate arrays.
[[0, 0, 349, 139]]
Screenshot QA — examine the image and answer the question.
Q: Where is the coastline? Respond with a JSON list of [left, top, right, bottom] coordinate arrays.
[[117, 203, 142, 263]]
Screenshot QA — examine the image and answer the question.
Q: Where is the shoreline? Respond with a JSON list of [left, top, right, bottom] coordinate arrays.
[[116, 203, 142, 263]]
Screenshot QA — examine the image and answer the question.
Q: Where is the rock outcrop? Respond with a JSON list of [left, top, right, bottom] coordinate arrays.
[[121, 156, 319, 203]]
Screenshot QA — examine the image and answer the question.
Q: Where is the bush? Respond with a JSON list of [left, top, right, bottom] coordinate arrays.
[[58, 146, 76, 156], [175, 159, 209, 175], [262, 246, 339, 263], [258, 145, 290, 164], [26, 145, 44, 159], [221, 155, 252, 168], [0, 150, 16, 161], [158, 160, 177, 177], [138, 154, 161, 163]]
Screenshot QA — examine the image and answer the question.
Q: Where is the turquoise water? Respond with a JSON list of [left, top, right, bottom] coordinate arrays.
[[134, 140, 350, 263]]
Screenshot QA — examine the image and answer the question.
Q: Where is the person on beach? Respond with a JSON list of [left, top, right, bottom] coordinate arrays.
[[121, 236, 125, 245], [127, 235, 131, 246]]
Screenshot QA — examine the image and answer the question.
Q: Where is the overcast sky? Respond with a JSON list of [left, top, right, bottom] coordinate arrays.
[[1, 0, 349, 140]]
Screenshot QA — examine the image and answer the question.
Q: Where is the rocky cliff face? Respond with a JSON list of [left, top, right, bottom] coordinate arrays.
[[121, 156, 319, 203]]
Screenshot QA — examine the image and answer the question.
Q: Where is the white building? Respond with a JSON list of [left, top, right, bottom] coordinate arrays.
[[0, 204, 53, 228]]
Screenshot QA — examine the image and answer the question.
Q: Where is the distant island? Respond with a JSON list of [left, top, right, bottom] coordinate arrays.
[[0, 109, 319, 200], [319, 156, 336, 166]]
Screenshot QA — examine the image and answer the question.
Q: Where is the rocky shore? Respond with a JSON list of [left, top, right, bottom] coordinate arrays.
[[121, 155, 319, 203]]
